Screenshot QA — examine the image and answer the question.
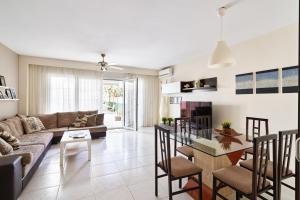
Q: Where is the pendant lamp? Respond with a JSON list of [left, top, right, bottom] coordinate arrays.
[[208, 7, 235, 68]]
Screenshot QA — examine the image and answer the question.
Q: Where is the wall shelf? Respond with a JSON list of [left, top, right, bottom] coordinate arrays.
[[0, 99, 19, 101]]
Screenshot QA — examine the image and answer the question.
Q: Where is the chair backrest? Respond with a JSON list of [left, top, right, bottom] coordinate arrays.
[[174, 117, 191, 134], [246, 117, 269, 142], [194, 115, 212, 130], [155, 125, 172, 174], [252, 134, 278, 198], [279, 130, 298, 178], [174, 117, 191, 156]]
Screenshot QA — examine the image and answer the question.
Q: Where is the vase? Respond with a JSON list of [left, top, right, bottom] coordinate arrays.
[[223, 128, 231, 135]]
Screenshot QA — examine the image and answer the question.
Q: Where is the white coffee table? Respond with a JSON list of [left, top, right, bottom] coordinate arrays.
[[60, 129, 91, 166]]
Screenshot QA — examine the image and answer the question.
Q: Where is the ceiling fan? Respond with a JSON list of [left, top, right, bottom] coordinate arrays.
[[97, 53, 124, 71]]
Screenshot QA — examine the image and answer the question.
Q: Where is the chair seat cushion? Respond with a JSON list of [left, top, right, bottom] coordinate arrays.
[[213, 166, 270, 194], [240, 159, 293, 179], [176, 146, 194, 158], [158, 156, 202, 178]]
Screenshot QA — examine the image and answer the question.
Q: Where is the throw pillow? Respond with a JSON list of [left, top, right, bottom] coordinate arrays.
[[21, 117, 45, 134], [72, 116, 88, 128], [96, 113, 104, 125], [0, 131, 20, 150], [0, 137, 13, 155], [85, 114, 97, 126]]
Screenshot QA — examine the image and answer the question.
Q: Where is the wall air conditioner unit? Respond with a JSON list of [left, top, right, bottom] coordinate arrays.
[[159, 67, 173, 78]]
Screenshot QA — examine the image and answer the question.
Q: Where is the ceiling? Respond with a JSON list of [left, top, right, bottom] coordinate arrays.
[[0, 0, 298, 69]]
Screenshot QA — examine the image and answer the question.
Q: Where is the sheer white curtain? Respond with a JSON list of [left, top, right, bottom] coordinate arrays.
[[138, 75, 159, 127], [29, 65, 103, 115]]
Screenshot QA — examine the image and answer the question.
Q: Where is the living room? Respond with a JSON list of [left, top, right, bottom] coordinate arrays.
[[0, 1, 299, 200]]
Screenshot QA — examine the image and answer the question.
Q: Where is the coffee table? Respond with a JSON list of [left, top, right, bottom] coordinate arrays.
[[60, 129, 91, 166]]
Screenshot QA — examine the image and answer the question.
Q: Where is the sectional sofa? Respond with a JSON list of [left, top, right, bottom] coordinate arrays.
[[0, 110, 107, 200]]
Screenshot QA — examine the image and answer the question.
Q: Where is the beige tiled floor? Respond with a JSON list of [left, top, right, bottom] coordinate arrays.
[[19, 128, 295, 200]]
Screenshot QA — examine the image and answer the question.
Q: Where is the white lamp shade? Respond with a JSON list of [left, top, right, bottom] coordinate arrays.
[[208, 40, 236, 68]]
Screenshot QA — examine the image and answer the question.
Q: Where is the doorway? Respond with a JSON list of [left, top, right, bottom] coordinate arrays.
[[103, 80, 124, 128]]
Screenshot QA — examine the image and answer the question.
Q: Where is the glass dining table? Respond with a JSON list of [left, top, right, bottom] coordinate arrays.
[[160, 124, 253, 199]]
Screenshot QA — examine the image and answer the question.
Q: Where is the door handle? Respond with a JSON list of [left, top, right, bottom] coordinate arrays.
[[296, 138, 300, 162]]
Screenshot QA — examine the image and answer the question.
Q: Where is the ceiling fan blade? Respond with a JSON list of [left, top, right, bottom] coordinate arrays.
[[109, 65, 124, 70], [224, 0, 244, 9]]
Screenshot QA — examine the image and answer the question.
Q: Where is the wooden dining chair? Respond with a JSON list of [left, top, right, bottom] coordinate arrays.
[[174, 117, 194, 161], [155, 125, 203, 200], [244, 117, 269, 160], [212, 134, 278, 200], [240, 130, 297, 198]]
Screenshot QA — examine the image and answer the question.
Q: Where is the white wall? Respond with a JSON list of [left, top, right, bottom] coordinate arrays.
[[169, 23, 298, 134], [19, 55, 158, 115], [0, 43, 19, 120]]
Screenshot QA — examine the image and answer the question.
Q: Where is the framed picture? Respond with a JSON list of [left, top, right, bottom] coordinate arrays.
[[5, 88, 13, 99], [282, 66, 298, 93], [0, 91, 4, 99], [10, 88, 17, 99], [235, 73, 254, 94], [256, 69, 279, 94], [0, 76, 6, 86]]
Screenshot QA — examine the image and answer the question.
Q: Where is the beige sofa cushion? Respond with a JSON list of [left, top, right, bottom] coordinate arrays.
[[0, 131, 20, 150], [69, 125, 107, 133], [21, 117, 45, 134], [18, 132, 53, 147], [0, 122, 12, 133], [96, 113, 104, 125], [86, 114, 97, 126], [37, 113, 58, 129], [0, 137, 13, 155], [78, 110, 97, 118], [57, 112, 78, 128], [2, 117, 24, 137]]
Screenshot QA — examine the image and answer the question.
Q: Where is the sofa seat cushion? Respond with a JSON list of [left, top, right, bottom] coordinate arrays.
[[18, 132, 53, 147], [68, 125, 107, 133], [9, 144, 44, 177], [57, 112, 78, 128], [2, 117, 24, 137], [37, 113, 58, 129], [39, 127, 68, 137]]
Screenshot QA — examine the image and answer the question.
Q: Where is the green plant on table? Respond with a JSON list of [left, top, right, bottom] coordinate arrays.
[[162, 117, 168, 124], [222, 121, 231, 129], [167, 118, 174, 125]]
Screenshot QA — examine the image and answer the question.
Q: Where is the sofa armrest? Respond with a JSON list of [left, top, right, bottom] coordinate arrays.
[[0, 155, 23, 200]]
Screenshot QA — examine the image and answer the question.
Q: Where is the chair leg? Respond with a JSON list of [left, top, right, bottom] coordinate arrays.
[[179, 178, 182, 188], [155, 165, 158, 196], [236, 191, 240, 200], [168, 176, 173, 200], [198, 173, 202, 200], [212, 176, 217, 200]]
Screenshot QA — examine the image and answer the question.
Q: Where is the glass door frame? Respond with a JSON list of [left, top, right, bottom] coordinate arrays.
[[123, 78, 138, 131], [103, 79, 125, 129], [296, 21, 300, 200]]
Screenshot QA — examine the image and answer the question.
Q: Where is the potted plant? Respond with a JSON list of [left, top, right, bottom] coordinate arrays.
[[222, 121, 232, 135], [167, 117, 174, 126], [162, 117, 168, 124]]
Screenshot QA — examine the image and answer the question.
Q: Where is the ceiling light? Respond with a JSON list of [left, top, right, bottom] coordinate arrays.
[[208, 7, 236, 68]]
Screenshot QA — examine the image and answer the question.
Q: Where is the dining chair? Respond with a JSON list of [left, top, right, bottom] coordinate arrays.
[[174, 117, 194, 161], [212, 134, 278, 200], [240, 129, 297, 198], [154, 125, 203, 200], [244, 117, 269, 160]]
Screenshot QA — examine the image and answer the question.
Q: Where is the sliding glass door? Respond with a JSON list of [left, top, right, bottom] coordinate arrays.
[[124, 78, 138, 130]]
